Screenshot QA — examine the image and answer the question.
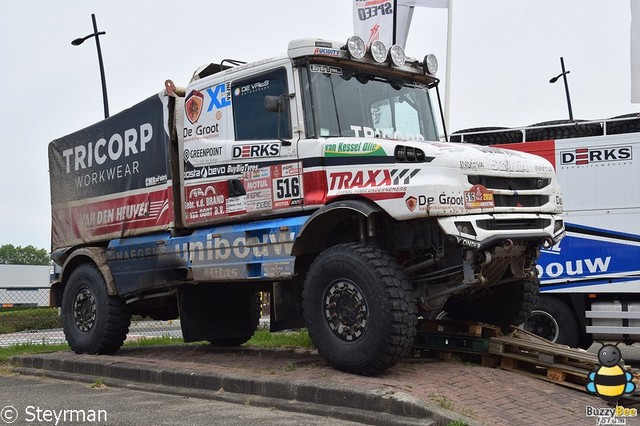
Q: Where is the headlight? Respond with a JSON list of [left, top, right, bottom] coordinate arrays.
[[346, 36, 366, 59], [389, 45, 406, 67], [423, 53, 438, 75], [370, 40, 388, 63]]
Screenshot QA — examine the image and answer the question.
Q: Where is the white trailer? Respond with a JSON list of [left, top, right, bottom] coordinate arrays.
[[453, 116, 640, 348], [0, 265, 52, 307]]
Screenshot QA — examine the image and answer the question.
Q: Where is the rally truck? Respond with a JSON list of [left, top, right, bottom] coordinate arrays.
[[48, 36, 564, 375], [452, 116, 640, 349]]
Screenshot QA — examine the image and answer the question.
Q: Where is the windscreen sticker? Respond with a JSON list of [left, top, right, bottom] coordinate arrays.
[[350, 125, 425, 141], [309, 64, 343, 75]]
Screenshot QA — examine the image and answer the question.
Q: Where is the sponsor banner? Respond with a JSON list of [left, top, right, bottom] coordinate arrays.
[[324, 141, 386, 157], [184, 181, 228, 223], [405, 192, 466, 214], [182, 82, 231, 141], [51, 185, 173, 249], [327, 168, 420, 196], [49, 94, 171, 204], [183, 217, 306, 280], [539, 224, 640, 287], [184, 162, 303, 225], [559, 145, 632, 167]]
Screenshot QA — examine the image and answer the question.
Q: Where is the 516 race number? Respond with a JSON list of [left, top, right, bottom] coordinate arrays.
[[274, 176, 301, 200]]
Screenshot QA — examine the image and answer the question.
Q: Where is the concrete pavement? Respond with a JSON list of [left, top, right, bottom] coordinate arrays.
[[10, 345, 638, 426]]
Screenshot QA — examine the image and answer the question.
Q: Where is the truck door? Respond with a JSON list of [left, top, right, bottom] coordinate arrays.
[[227, 66, 303, 220]]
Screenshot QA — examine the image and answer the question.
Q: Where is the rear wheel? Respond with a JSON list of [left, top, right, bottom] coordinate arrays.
[[208, 291, 261, 347], [61, 264, 130, 354], [302, 243, 417, 375]]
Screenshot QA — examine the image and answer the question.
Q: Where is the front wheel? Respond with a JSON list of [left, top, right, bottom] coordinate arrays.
[[61, 264, 131, 354], [302, 243, 417, 376]]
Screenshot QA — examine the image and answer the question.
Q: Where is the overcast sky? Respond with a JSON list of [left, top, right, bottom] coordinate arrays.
[[0, 0, 635, 250]]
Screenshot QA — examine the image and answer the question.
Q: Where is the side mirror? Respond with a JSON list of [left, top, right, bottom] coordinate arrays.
[[264, 94, 294, 112]]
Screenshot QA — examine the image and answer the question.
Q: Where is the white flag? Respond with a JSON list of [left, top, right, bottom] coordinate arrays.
[[399, 0, 448, 8], [353, 0, 449, 49], [632, 0, 640, 103], [396, 0, 450, 48], [353, 0, 396, 47]]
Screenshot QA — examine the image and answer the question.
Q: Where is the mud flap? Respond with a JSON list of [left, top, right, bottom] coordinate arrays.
[[177, 284, 257, 343], [270, 281, 304, 332]]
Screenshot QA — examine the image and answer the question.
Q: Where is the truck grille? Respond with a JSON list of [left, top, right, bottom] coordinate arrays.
[[468, 175, 550, 190], [477, 218, 552, 231], [468, 175, 551, 209], [494, 194, 549, 208]]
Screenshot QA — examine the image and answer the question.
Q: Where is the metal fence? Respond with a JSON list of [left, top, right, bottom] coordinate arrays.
[[0, 287, 272, 348], [0, 286, 182, 347]]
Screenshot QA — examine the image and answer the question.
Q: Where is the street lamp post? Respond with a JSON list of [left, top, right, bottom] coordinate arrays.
[[549, 56, 574, 122], [71, 13, 109, 119]]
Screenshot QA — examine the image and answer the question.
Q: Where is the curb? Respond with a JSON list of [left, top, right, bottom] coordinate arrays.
[[11, 349, 479, 426]]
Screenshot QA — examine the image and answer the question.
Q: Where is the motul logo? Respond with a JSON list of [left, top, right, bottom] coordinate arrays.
[[560, 146, 632, 165], [328, 169, 419, 190]]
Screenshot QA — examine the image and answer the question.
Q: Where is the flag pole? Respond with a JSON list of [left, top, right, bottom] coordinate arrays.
[[444, 0, 453, 137]]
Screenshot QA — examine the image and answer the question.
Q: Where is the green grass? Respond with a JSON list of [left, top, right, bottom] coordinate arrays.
[[0, 342, 70, 363], [0, 328, 313, 364], [247, 329, 313, 348]]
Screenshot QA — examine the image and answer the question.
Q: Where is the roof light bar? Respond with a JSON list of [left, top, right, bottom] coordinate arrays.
[[423, 54, 438, 75], [346, 36, 366, 59], [389, 45, 406, 67], [370, 40, 388, 63]]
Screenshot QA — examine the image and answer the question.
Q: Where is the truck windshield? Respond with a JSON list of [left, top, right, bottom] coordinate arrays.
[[301, 63, 438, 141]]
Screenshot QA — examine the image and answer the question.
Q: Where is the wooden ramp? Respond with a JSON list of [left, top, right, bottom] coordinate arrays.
[[413, 320, 639, 399]]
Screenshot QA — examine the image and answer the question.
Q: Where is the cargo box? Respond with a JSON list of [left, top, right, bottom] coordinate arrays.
[[49, 92, 174, 250]]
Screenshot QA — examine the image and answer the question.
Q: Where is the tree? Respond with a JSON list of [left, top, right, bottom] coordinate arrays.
[[0, 244, 50, 265]]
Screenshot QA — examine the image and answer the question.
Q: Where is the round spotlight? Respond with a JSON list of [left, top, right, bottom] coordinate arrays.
[[346, 36, 366, 59], [370, 40, 388, 63], [389, 45, 406, 67], [423, 54, 438, 75]]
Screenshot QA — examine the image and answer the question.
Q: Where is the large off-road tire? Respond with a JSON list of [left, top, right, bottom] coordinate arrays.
[[521, 296, 583, 348], [302, 243, 417, 376], [525, 119, 602, 142], [61, 264, 131, 354], [444, 276, 539, 332], [606, 113, 640, 135], [450, 127, 524, 145], [208, 291, 261, 347]]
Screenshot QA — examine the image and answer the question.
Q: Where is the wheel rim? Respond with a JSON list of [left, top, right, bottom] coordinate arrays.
[[522, 309, 559, 342], [323, 279, 368, 341], [73, 287, 97, 332]]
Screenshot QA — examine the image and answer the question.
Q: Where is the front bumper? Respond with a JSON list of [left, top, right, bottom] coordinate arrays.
[[437, 213, 565, 250]]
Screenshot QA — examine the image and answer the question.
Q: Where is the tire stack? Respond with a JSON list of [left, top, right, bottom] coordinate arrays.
[[525, 120, 603, 142], [450, 127, 524, 145], [605, 113, 640, 135]]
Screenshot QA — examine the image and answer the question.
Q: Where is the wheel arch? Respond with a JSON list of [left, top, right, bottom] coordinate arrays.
[[292, 198, 383, 260], [51, 247, 117, 307]]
